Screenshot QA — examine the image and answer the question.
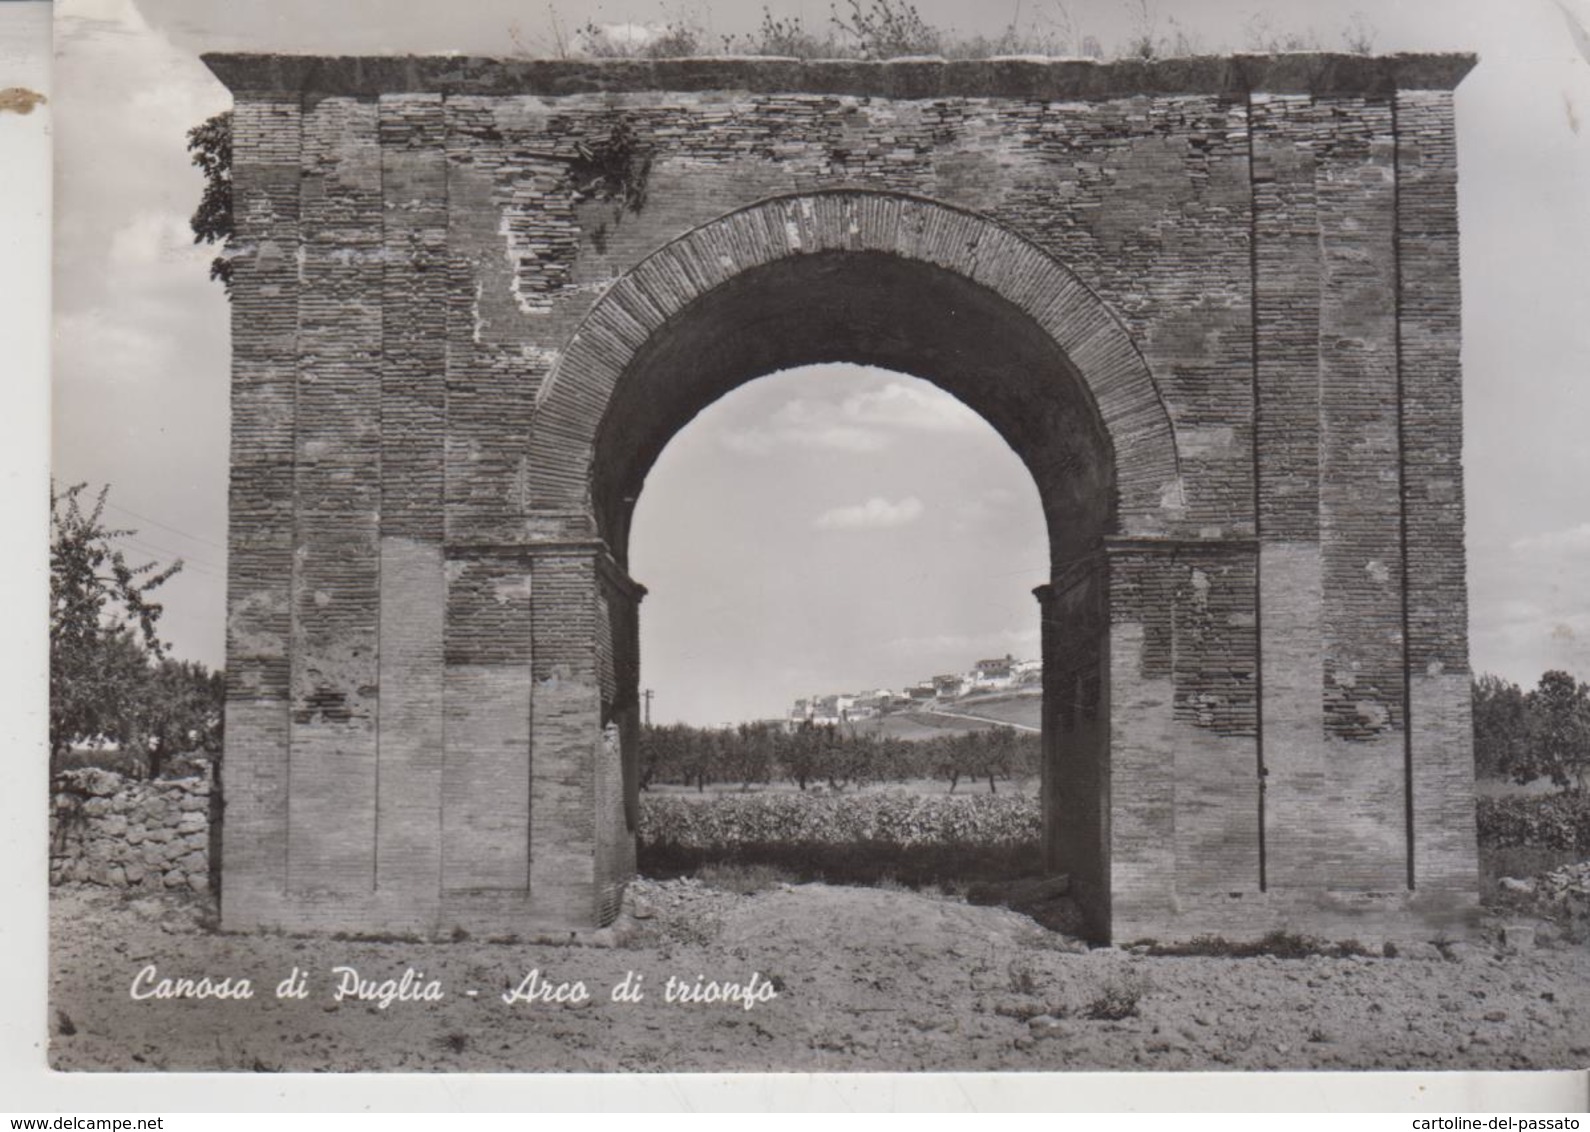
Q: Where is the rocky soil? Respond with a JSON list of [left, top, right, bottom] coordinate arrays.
[[47, 871, 1590, 1073]]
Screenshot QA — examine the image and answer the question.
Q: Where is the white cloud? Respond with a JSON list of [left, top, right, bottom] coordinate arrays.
[[884, 627, 1041, 656], [718, 380, 982, 457], [1471, 607, 1590, 686], [59, 0, 141, 27], [1509, 522, 1590, 555], [716, 428, 776, 456], [55, 309, 171, 381], [575, 22, 670, 54], [770, 400, 893, 450], [1496, 599, 1546, 621], [954, 486, 1020, 523], [840, 382, 982, 432], [55, 0, 229, 321], [1470, 521, 1590, 683], [812, 496, 925, 531], [720, 422, 888, 455], [108, 211, 212, 271]]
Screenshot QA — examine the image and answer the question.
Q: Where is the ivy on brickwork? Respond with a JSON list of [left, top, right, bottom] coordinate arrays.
[[566, 116, 654, 213], [562, 114, 654, 256]]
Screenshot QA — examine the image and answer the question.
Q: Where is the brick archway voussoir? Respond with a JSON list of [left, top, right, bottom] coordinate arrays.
[[529, 191, 1181, 527]]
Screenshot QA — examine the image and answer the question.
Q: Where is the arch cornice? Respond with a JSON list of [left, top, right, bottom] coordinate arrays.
[[528, 189, 1183, 536]]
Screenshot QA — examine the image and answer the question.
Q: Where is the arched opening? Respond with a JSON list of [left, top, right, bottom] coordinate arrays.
[[591, 249, 1115, 572], [528, 191, 1180, 935], [593, 250, 1115, 900], [628, 363, 1047, 731]]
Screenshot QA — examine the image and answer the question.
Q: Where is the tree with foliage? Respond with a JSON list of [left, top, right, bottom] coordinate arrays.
[[139, 658, 227, 779], [50, 483, 182, 767], [932, 732, 982, 793], [781, 720, 827, 791], [975, 726, 1018, 794], [187, 110, 233, 294], [724, 721, 776, 790], [1472, 673, 1528, 781], [1518, 670, 1590, 793]]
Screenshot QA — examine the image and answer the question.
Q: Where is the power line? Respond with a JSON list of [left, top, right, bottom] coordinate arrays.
[[112, 534, 225, 578], [103, 500, 228, 553], [116, 531, 220, 568]]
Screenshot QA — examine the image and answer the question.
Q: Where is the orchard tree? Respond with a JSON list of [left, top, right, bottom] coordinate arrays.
[[976, 726, 1018, 794], [139, 658, 227, 779], [1472, 673, 1528, 781], [783, 720, 830, 792], [49, 482, 182, 768], [1519, 670, 1590, 792], [726, 722, 775, 791]]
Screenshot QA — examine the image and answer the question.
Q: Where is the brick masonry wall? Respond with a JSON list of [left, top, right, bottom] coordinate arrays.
[[210, 55, 1479, 941], [1397, 90, 1480, 897], [528, 552, 599, 925], [1107, 543, 1261, 932], [597, 561, 645, 925], [1253, 91, 1413, 895], [220, 92, 299, 925], [375, 93, 449, 905], [51, 770, 214, 893], [1038, 557, 1111, 938], [287, 93, 384, 901], [1251, 92, 1332, 897]]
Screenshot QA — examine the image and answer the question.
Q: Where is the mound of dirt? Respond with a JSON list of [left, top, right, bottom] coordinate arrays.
[[965, 874, 1087, 937]]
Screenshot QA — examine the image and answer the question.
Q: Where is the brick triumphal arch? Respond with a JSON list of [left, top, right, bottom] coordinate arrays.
[[208, 52, 1479, 943]]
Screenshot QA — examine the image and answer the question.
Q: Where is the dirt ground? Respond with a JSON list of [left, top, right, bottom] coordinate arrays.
[[47, 877, 1590, 1074]]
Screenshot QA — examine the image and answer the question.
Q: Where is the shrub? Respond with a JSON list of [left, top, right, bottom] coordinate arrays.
[[1476, 792, 1590, 852], [638, 790, 1042, 887], [576, 19, 703, 59], [1083, 971, 1150, 1020], [1134, 930, 1363, 959], [722, 9, 837, 59], [831, 0, 941, 59]]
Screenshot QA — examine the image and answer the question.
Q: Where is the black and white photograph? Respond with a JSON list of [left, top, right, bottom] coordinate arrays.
[[18, 0, 1590, 1101]]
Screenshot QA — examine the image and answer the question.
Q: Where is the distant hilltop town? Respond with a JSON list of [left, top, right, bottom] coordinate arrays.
[[789, 654, 1040, 726]]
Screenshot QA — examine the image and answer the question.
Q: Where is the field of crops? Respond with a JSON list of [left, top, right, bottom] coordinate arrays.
[[640, 719, 1039, 794], [638, 787, 1042, 886]]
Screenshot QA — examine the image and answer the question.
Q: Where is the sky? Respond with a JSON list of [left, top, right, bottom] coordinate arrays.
[[630, 365, 1046, 724], [47, 0, 1590, 725]]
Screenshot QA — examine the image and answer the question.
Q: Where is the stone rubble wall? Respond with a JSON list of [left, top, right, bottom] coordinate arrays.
[[49, 768, 213, 893]]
